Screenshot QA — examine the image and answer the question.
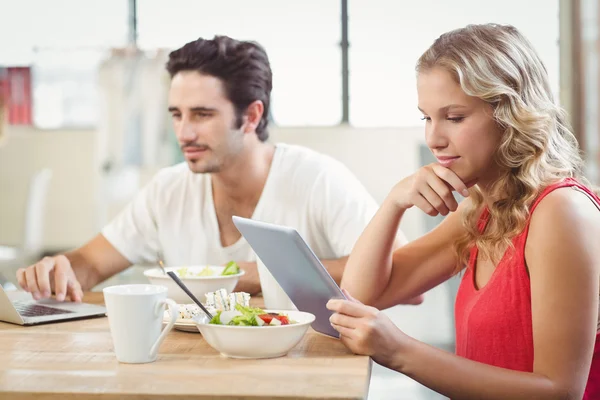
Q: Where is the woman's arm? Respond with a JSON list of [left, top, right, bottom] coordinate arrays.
[[331, 186, 600, 399], [342, 195, 469, 310], [341, 164, 471, 309], [402, 187, 600, 399]]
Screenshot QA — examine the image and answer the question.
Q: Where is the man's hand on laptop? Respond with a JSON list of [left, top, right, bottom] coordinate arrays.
[[16, 255, 83, 302]]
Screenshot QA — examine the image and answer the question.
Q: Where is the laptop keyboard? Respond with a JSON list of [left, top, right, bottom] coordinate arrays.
[[13, 302, 74, 317]]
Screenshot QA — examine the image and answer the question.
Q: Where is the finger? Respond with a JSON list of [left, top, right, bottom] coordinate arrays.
[[431, 164, 469, 197], [67, 280, 83, 303], [25, 267, 42, 299], [35, 259, 55, 298], [419, 184, 449, 215], [326, 299, 338, 310], [327, 299, 374, 318], [53, 271, 68, 302], [426, 173, 459, 212], [53, 256, 73, 302], [16, 268, 28, 291], [331, 322, 357, 339], [68, 267, 84, 302], [412, 192, 440, 217], [330, 312, 360, 329]]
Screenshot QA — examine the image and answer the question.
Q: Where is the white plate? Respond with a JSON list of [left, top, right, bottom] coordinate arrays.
[[144, 266, 244, 304], [164, 318, 201, 333]]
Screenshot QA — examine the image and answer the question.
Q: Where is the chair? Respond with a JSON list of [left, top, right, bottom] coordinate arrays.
[[0, 169, 53, 288]]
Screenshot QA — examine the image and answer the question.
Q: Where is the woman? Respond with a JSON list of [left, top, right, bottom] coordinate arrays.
[[328, 24, 600, 399]]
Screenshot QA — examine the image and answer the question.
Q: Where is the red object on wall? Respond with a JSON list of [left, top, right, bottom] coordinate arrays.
[[0, 67, 33, 125]]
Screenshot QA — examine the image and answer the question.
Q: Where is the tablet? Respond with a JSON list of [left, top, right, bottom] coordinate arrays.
[[232, 216, 346, 338]]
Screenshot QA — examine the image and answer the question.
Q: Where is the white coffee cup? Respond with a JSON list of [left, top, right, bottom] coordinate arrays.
[[256, 257, 297, 310], [103, 284, 178, 364]]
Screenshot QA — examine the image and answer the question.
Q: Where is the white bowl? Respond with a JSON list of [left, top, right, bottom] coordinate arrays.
[[195, 310, 315, 359], [143, 265, 245, 304]]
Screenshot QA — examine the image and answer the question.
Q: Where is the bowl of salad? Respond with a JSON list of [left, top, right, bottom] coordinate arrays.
[[144, 261, 244, 303], [194, 290, 315, 359]]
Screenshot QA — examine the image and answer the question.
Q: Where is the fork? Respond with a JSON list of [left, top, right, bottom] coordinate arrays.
[[155, 252, 213, 319], [156, 252, 167, 275]]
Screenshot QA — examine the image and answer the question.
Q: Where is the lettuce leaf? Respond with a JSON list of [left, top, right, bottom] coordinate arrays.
[[221, 261, 240, 276], [209, 310, 222, 325]]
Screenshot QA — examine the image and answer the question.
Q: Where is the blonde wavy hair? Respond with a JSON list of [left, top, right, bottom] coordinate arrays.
[[416, 24, 586, 269]]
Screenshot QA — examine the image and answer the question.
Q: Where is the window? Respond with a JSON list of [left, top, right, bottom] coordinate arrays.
[[137, 0, 341, 126], [0, 0, 128, 128], [348, 0, 560, 127], [1, 1, 560, 129]]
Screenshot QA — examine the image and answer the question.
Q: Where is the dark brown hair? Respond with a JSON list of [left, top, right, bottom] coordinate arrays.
[[166, 35, 272, 141]]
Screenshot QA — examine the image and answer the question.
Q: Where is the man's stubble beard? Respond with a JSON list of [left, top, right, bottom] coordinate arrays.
[[188, 132, 244, 175], [187, 156, 222, 174]]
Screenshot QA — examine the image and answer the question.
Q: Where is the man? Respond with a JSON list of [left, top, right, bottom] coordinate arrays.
[[17, 35, 419, 305]]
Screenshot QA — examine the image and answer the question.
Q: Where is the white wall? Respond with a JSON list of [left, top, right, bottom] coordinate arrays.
[[0, 125, 428, 250], [0, 124, 456, 344], [270, 126, 427, 239], [0, 127, 98, 249]]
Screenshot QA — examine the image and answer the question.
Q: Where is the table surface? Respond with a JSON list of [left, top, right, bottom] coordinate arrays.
[[0, 292, 372, 400]]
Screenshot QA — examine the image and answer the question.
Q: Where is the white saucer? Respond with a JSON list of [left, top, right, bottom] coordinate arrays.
[[164, 318, 201, 333]]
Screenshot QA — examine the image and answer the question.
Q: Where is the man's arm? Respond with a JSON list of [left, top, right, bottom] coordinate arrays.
[[232, 261, 261, 294], [17, 234, 131, 301], [66, 234, 132, 290]]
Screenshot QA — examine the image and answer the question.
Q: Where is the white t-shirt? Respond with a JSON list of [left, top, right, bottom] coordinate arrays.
[[102, 143, 380, 266]]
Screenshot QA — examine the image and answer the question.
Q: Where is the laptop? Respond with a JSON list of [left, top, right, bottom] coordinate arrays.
[[0, 285, 107, 326], [232, 216, 346, 338]]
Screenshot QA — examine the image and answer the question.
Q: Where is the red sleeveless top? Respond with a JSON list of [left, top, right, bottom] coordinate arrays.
[[454, 178, 600, 398]]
